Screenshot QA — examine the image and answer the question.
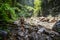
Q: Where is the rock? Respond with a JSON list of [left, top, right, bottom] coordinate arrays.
[[42, 18, 49, 22], [52, 20, 60, 33], [39, 17, 49, 22], [38, 28, 46, 33], [0, 30, 7, 37], [14, 20, 20, 26], [18, 31, 24, 37], [24, 24, 31, 29], [49, 17, 57, 23], [39, 17, 45, 21]]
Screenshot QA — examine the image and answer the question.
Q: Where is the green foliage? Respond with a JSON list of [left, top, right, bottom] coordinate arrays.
[[33, 0, 42, 17], [0, 0, 34, 22], [0, 3, 18, 22], [16, 3, 34, 18]]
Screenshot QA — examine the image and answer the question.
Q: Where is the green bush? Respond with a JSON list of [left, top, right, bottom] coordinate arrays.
[[0, 3, 18, 22], [16, 3, 34, 18]]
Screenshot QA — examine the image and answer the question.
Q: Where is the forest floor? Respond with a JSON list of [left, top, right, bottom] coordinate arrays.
[[9, 17, 60, 40]]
